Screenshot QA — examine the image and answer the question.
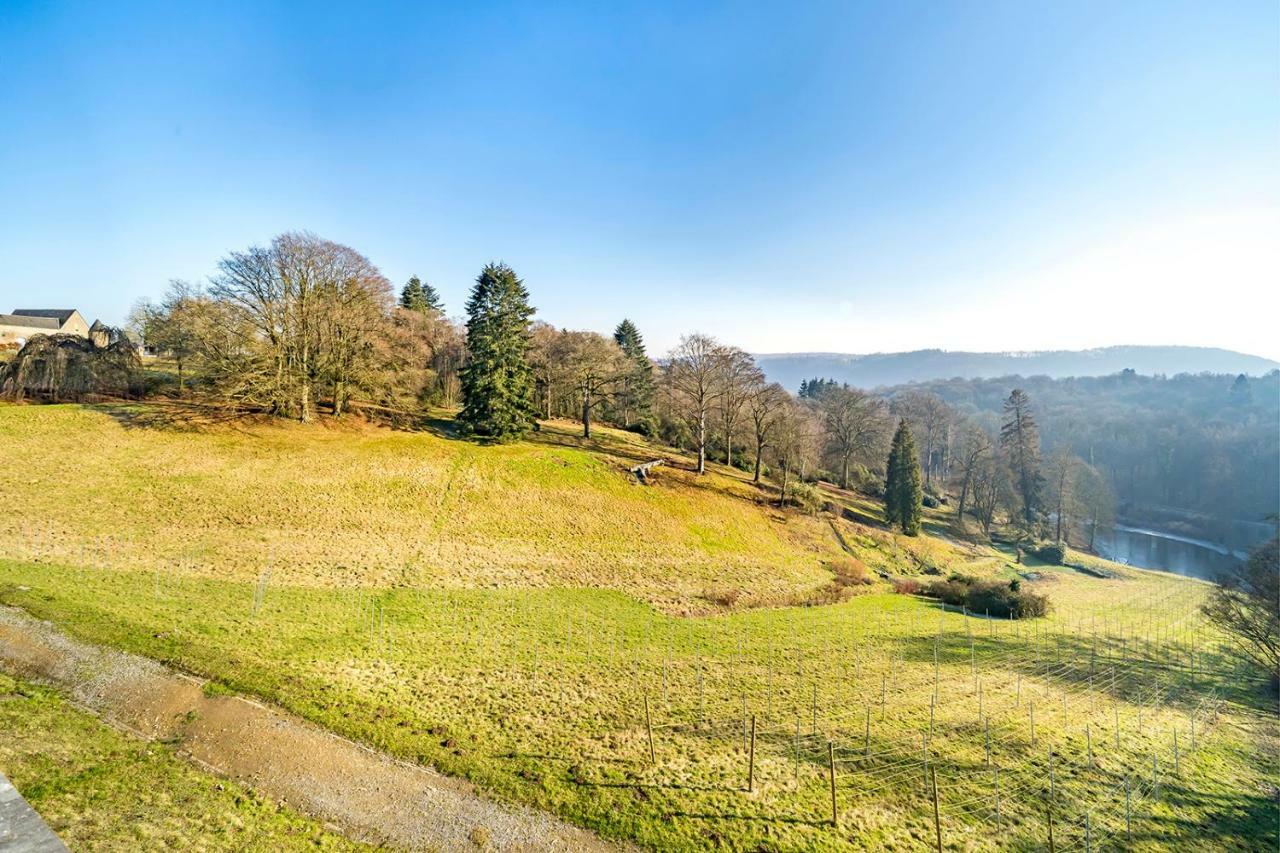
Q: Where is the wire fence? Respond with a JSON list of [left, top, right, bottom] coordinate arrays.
[[6, 521, 1268, 849]]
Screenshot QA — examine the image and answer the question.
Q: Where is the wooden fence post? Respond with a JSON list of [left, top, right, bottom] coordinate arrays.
[[931, 767, 942, 852], [864, 706, 871, 758], [1125, 776, 1131, 840], [644, 694, 656, 765], [828, 741, 838, 827]]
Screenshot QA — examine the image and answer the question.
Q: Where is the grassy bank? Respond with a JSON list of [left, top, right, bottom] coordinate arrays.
[[0, 670, 359, 850], [1, 403, 1275, 850]]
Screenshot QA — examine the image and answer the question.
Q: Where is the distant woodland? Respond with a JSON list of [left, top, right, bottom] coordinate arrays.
[[876, 371, 1279, 535]]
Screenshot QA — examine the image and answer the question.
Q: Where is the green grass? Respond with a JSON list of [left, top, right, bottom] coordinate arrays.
[[0, 671, 359, 850], [1, 402, 1275, 850], [0, 403, 846, 612]]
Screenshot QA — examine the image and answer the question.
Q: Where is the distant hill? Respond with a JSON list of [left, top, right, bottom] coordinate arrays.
[[755, 346, 1279, 392]]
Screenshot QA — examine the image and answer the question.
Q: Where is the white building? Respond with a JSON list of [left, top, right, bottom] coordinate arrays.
[[0, 309, 92, 348]]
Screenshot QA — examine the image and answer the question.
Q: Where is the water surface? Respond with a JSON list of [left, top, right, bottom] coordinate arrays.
[[1094, 524, 1241, 582]]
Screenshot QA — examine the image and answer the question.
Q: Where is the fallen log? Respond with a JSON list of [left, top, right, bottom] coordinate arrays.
[[630, 458, 667, 484]]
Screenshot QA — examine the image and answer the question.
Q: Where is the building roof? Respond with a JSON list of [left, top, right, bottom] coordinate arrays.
[[10, 309, 79, 325], [0, 313, 61, 330]]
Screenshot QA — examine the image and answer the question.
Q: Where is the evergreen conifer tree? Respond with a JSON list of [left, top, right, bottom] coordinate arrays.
[[884, 418, 923, 535], [401, 276, 445, 313], [458, 263, 537, 440], [421, 281, 444, 312], [400, 276, 426, 311], [1000, 388, 1043, 527], [613, 318, 656, 431]]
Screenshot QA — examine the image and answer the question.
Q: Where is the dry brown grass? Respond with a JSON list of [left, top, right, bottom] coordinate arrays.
[[0, 403, 848, 612]]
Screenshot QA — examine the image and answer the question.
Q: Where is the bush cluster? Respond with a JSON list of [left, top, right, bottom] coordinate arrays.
[[919, 574, 1049, 619], [784, 481, 825, 514]]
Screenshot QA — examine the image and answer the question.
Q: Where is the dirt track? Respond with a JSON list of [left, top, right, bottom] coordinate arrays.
[[0, 605, 623, 852]]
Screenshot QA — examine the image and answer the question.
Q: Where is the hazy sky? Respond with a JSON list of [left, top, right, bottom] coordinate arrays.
[[2, 1, 1277, 358]]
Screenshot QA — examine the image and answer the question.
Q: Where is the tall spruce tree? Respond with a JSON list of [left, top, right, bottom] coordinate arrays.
[[458, 263, 537, 440], [1000, 388, 1043, 527], [884, 418, 923, 535], [401, 276, 426, 310], [401, 276, 445, 313], [421, 280, 444, 312], [612, 318, 655, 431]]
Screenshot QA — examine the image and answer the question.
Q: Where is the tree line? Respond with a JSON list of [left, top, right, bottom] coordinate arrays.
[[874, 370, 1279, 534], [70, 231, 1121, 546]]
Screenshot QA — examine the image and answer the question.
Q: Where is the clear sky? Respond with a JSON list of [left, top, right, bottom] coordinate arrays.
[[2, 1, 1277, 358]]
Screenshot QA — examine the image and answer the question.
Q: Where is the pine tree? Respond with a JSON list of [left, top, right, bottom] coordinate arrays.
[[613, 318, 655, 431], [1000, 388, 1043, 528], [421, 281, 444, 313], [458, 263, 537, 440], [401, 276, 445, 313], [884, 418, 923, 535], [400, 276, 426, 311]]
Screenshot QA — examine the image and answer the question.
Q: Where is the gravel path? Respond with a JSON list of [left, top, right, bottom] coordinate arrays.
[[0, 605, 625, 852]]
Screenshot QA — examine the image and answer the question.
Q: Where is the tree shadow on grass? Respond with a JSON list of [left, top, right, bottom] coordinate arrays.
[[95, 400, 263, 433]]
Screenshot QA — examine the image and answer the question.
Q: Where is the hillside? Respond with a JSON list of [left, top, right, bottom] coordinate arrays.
[[756, 346, 1279, 391], [0, 403, 850, 612], [0, 402, 1275, 851]]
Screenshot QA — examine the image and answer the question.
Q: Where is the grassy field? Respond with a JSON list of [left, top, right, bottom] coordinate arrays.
[[0, 670, 359, 850], [1, 403, 1275, 850]]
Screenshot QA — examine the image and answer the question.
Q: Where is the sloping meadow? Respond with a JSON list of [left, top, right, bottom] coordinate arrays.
[[1, 403, 1274, 850]]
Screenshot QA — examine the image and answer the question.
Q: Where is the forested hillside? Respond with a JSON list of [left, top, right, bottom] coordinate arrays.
[[880, 370, 1279, 537], [756, 347, 1279, 391]]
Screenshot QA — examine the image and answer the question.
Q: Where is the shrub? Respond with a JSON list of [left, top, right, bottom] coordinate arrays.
[[920, 576, 1050, 619], [922, 494, 940, 509], [785, 481, 824, 514], [923, 579, 969, 606], [826, 558, 872, 587], [892, 578, 921, 595], [966, 580, 1050, 618]]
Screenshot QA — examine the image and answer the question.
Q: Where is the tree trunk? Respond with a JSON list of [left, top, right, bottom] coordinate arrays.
[[697, 410, 706, 474], [753, 435, 764, 483], [582, 386, 591, 438], [1089, 515, 1097, 551], [779, 460, 790, 507], [841, 455, 850, 490], [300, 380, 313, 423]]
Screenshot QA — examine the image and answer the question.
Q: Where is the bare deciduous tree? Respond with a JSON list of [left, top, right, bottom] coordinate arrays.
[[555, 330, 626, 438], [821, 385, 889, 489], [1202, 534, 1279, 690], [665, 333, 727, 474], [128, 279, 204, 394], [747, 380, 789, 484], [894, 391, 953, 486], [954, 424, 992, 525], [1046, 449, 1081, 544], [715, 347, 763, 469], [208, 232, 393, 421], [769, 398, 818, 507]]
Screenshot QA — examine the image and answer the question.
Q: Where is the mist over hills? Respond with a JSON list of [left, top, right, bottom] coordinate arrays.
[[754, 346, 1279, 392]]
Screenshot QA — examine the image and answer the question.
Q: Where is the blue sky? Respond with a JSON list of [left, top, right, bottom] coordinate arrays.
[[2, 1, 1277, 358]]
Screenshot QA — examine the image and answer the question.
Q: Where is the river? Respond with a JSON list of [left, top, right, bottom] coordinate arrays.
[[1094, 524, 1244, 582]]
